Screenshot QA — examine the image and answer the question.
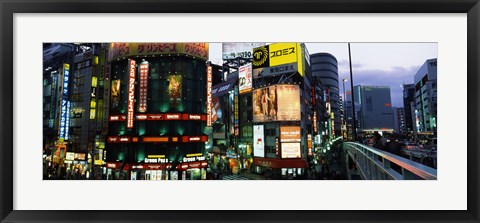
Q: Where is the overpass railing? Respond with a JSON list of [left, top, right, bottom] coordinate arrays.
[[343, 142, 437, 180]]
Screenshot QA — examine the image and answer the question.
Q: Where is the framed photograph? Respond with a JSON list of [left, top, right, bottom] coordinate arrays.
[[1, 0, 479, 222]]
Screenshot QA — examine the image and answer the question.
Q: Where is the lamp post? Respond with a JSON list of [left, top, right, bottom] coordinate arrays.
[[342, 78, 348, 141]]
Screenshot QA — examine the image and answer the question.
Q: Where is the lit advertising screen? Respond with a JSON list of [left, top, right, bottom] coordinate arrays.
[[253, 125, 265, 157], [280, 126, 301, 142], [222, 43, 265, 60], [168, 75, 182, 107], [281, 143, 301, 158], [207, 65, 212, 126], [238, 63, 252, 94], [111, 79, 121, 108], [138, 62, 149, 113], [253, 85, 300, 122]]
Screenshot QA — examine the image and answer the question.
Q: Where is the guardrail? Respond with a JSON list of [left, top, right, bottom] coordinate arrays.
[[343, 142, 437, 180]]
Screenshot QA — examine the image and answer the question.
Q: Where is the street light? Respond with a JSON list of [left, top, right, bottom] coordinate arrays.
[[342, 78, 348, 141]]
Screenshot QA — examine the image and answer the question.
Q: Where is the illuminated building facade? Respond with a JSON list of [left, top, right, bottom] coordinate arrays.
[[413, 58, 437, 134], [105, 43, 209, 180], [250, 43, 312, 179]]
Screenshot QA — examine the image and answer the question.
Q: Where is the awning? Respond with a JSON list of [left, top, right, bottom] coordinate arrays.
[[253, 157, 308, 169], [212, 77, 237, 97]]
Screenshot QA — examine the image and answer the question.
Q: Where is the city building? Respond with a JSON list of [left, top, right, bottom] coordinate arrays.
[[250, 43, 312, 179], [43, 43, 76, 173], [413, 58, 437, 136], [105, 43, 209, 180], [353, 85, 395, 133], [310, 53, 341, 137], [392, 107, 406, 134], [402, 83, 416, 136]]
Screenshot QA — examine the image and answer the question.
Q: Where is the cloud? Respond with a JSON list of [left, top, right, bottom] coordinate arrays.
[[339, 65, 421, 107]]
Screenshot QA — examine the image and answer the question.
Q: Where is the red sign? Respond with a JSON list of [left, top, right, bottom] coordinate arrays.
[[127, 59, 136, 128], [253, 157, 308, 169], [136, 114, 147, 120], [138, 63, 149, 112], [181, 135, 208, 143], [109, 115, 126, 121], [207, 65, 212, 126], [165, 114, 181, 120], [147, 114, 163, 120]]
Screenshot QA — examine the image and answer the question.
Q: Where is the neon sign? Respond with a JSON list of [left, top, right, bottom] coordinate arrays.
[[127, 59, 136, 128], [207, 65, 212, 126]]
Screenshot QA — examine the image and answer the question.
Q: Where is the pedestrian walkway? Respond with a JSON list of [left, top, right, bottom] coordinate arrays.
[[222, 174, 250, 180]]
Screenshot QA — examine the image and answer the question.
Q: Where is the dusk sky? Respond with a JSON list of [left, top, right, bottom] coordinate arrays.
[[209, 43, 438, 108]]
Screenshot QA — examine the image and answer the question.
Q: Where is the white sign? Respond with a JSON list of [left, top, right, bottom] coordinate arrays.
[[281, 143, 301, 158], [222, 43, 265, 60], [239, 63, 253, 94], [253, 125, 265, 157]]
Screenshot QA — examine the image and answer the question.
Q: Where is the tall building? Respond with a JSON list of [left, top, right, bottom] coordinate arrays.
[[392, 107, 406, 134], [250, 43, 311, 179], [105, 43, 209, 180], [43, 43, 76, 169], [402, 84, 416, 135], [354, 85, 395, 133], [413, 58, 437, 134], [310, 53, 341, 137]]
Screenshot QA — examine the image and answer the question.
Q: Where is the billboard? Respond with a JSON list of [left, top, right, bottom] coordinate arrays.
[[127, 59, 136, 128], [110, 79, 121, 108], [108, 43, 209, 61], [252, 43, 304, 77], [222, 43, 265, 60], [238, 63, 253, 94], [280, 126, 301, 142], [253, 125, 265, 157], [281, 143, 301, 158], [138, 62, 149, 113], [253, 85, 300, 122], [168, 75, 182, 107]]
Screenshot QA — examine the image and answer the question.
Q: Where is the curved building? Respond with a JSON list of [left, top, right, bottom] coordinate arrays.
[[310, 53, 341, 137], [105, 43, 209, 180]]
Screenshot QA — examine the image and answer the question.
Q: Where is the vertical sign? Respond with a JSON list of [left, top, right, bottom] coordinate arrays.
[[138, 62, 149, 113], [253, 125, 265, 157], [59, 63, 70, 140], [127, 59, 136, 128], [238, 63, 252, 94], [234, 86, 239, 127], [206, 65, 212, 126], [65, 101, 71, 140], [307, 134, 312, 156]]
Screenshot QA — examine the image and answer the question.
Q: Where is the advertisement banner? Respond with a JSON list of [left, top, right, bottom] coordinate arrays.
[[111, 79, 121, 108], [276, 85, 301, 121], [280, 126, 301, 142], [206, 65, 212, 126], [108, 43, 208, 61], [281, 143, 301, 158], [253, 125, 265, 157], [253, 43, 304, 76], [168, 75, 182, 107], [138, 62, 149, 113], [59, 63, 70, 140], [253, 85, 300, 122], [127, 59, 136, 128], [222, 43, 265, 60], [238, 63, 253, 94], [253, 63, 297, 78]]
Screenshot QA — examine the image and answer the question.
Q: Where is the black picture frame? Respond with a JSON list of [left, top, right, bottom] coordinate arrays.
[[1, 0, 479, 222]]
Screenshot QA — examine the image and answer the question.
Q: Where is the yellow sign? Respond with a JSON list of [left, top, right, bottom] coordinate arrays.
[[108, 43, 209, 61], [253, 43, 304, 76]]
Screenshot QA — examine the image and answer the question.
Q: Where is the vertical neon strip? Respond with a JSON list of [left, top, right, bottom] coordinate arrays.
[[138, 63, 149, 113], [127, 59, 136, 128], [59, 64, 70, 140], [206, 65, 212, 126]]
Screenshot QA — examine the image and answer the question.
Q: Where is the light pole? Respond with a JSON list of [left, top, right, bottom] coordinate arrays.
[[348, 43, 357, 142], [342, 78, 348, 141]]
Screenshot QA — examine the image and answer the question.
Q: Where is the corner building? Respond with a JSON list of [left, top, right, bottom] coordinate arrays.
[[105, 43, 209, 180]]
